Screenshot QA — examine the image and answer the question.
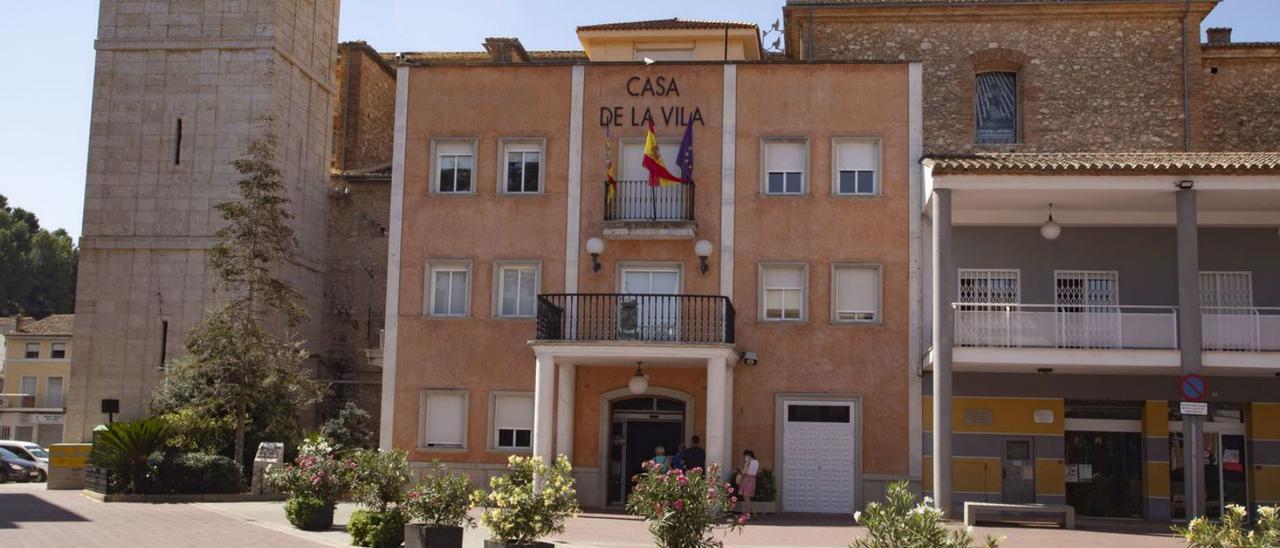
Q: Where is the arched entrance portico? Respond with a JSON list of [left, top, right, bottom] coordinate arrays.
[[597, 387, 696, 505]]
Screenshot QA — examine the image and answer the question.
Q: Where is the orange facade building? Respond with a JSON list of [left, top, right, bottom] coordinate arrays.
[[381, 21, 923, 511]]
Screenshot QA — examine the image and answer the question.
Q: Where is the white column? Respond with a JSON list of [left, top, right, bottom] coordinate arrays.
[[723, 362, 735, 470], [378, 66, 410, 450], [532, 354, 556, 466], [705, 355, 728, 477], [555, 363, 575, 461]]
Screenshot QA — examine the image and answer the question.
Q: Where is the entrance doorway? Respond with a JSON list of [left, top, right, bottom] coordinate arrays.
[[1065, 430, 1144, 518], [607, 396, 686, 505], [1170, 422, 1248, 519], [1001, 438, 1036, 504]]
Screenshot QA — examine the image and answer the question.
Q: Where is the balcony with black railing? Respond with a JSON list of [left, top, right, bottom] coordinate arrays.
[[536, 294, 735, 344], [602, 180, 696, 239]]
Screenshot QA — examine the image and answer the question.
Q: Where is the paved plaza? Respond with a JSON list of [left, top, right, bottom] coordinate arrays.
[[0, 482, 1188, 548]]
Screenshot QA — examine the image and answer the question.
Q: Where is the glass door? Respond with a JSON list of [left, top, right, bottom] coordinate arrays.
[[620, 268, 680, 341], [1169, 419, 1249, 519]]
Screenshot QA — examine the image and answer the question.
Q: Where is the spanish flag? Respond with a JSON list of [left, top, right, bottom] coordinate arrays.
[[642, 121, 687, 187]]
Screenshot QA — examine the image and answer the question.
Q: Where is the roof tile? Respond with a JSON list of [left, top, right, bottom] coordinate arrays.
[[16, 314, 74, 337], [577, 18, 759, 32], [924, 152, 1280, 175]]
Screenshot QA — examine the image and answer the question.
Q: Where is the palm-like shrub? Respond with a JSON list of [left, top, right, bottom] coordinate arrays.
[[852, 482, 1000, 548], [1174, 504, 1279, 547], [88, 417, 170, 494]]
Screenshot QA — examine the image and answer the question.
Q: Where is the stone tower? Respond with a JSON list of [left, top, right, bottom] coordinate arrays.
[[65, 0, 339, 441]]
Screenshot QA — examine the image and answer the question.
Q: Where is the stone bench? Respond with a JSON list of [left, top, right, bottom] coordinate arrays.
[[962, 502, 1075, 529]]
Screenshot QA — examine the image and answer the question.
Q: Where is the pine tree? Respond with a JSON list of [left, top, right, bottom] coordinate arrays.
[[153, 117, 323, 466]]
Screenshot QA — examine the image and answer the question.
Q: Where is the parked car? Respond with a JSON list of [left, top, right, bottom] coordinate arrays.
[[0, 441, 49, 482], [0, 447, 41, 483]]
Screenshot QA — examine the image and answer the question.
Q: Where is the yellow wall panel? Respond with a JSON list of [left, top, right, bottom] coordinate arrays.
[[1253, 465, 1280, 503], [1035, 459, 1066, 496], [1145, 461, 1171, 497], [954, 457, 1002, 493], [1143, 401, 1170, 437], [923, 396, 1064, 435], [1249, 403, 1280, 440]]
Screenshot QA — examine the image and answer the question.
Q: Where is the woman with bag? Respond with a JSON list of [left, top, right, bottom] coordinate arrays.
[[736, 449, 759, 519]]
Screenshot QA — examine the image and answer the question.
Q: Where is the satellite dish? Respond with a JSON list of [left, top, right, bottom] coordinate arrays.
[[643, 57, 656, 65]]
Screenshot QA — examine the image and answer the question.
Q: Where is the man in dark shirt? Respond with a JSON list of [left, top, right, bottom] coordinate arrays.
[[684, 435, 706, 470]]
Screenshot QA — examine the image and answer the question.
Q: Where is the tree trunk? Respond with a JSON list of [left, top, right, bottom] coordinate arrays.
[[235, 398, 247, 467]]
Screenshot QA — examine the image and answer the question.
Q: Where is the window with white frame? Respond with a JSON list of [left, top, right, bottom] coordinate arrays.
[[503, 141, 542, 194], [763, 140, 805, 195], [420, 390, 467, 449], [24, 343, 38, 359], [427, 261, 470, 317], [833, 139, 878, 195], [435, 141, 474, 193], [761, 264, 806, 321], [497, 263, 539, 318], [51, 342, 66, 359], [491, 393, 533, 450], [833, 265, 880, 322]]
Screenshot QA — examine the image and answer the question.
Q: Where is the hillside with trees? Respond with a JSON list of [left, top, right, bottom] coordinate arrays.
[[0, 194, 77, 317]]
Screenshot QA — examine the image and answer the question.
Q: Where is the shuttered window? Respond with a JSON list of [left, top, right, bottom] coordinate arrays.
[[833, 265, 880, 322], [762, 264, 806, 321], [421, 390, 467, 449], [833, 139, 878, 195], [764, 141, 806, 194], [492, 394, 534, 450]]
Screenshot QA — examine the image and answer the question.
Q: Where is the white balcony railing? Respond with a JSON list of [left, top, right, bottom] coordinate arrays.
[[1202, 307, 1280, 352], [954, 304, 1179, 350]]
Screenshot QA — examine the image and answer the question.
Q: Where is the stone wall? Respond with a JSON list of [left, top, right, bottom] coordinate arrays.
[[1199, 45, 1280, 151], [67, 0, 339, 441], [334, 42, 397, 171], [320, 176, 390, 426], [786, 2, 1214, 154]]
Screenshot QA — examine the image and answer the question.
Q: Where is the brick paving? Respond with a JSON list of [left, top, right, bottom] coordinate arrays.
[[2, 482, 1186, 547]]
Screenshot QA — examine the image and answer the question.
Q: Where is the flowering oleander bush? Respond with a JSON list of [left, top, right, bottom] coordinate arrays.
[[1174, 504, 1279, 547], [473, 455, 579, 544], [627, 462, 743, 548], [404, 461, 477, 528], [851, 481, 1000, 548], [265, 435, 354, 504]]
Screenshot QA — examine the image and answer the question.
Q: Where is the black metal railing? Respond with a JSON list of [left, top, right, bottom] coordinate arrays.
[[537, 294, 734, 344], [604, 180, 695, 222]]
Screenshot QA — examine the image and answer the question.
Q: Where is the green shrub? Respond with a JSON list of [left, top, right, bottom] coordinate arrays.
[[404, 461, 476, 528], [286, 495, 336, 531], [474, 455, 579, 545], [89, 417, 170, 494], [350, 449, 411, 512], [321, 402, 376, 452], [348, 508, 406, 548], [627, 462, 742, 548], [852, 482, 1000, 548], [154, 452, 242, 494], [1173, 504, 1279, 547]]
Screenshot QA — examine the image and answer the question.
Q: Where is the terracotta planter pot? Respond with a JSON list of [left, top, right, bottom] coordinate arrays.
[[404, 524, 464, 548], [483, 540, 553, 548]]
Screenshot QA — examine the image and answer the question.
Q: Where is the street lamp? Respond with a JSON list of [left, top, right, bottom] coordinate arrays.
[[587, 237, 605, 273], [694, 239, 713, 275]]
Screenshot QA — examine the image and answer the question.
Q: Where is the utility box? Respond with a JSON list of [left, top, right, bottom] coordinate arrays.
[[47, 443, 93, 490]]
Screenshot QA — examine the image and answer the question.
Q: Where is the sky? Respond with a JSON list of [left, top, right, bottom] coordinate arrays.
[[0, 0, 1275, 240]]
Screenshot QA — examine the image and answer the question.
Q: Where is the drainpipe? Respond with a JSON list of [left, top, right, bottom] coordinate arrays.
[[1181, 0, 1193, 151]]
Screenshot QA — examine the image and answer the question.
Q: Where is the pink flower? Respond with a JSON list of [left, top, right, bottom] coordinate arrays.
[[677, 476, 689, 486], [738, 515, 748, 525], [655, 503, 665, 514], [673, 500, 684, 510], [730, 496, 738, 504]]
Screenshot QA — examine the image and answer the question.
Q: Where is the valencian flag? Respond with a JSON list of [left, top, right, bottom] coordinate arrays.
[[642, 121, 689, 187], [604, 126, 617, 202]]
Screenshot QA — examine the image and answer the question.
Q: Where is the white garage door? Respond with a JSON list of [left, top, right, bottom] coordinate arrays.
[[782, 401, 857, 513]]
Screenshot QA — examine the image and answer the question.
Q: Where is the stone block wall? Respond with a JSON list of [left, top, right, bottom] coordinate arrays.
[[67, 0, 339, 441], [333, 42, 397, 171], [1198, 45, 1280, 151], [786, 2, 1213, 154]]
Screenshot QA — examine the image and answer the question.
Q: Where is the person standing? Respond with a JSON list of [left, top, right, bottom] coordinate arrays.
[[684, 435, 706, 470], [736, 449, 759, 519], [651, 445, 671, 473], [672, 443, 687, 470]]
